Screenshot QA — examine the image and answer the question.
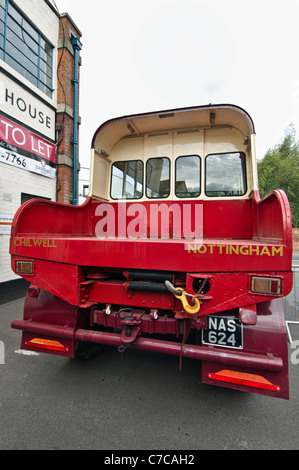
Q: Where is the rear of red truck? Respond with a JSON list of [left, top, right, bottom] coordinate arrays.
[[10, 104, 293, 399]]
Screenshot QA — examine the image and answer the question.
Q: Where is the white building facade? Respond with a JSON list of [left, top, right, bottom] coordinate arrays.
[[0, 0, 79, 299]]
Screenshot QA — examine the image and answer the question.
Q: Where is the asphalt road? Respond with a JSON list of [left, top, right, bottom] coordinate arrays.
[[0, 296, 299, 452]]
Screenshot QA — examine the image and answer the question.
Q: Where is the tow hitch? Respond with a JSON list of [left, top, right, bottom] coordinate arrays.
[[118, 308, 141, 344]]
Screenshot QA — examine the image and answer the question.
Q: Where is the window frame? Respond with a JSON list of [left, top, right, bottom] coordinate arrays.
[[110, 159, 144, 200], [205, 151, 247, 198], [146, 156, 171, 199], [0, 0, 54, 98], [175, 154, 201, 199]]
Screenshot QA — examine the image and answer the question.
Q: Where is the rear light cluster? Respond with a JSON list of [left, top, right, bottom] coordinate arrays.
[[251, 276, 281, 295], [16, 260, 34, 275]]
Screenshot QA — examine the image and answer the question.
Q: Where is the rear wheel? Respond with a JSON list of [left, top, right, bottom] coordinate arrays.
[[74, 340, 104, 360]]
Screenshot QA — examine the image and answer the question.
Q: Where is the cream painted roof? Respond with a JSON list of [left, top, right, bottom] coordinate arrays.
[[91, 104, 255, 157]]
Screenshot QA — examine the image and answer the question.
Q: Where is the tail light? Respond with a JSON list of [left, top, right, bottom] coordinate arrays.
[[16, 260, 34, 275], [251, 276, 281, 295]]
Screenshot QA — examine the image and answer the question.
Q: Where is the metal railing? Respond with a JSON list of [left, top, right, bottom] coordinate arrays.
[[284, 265, 299, 343]]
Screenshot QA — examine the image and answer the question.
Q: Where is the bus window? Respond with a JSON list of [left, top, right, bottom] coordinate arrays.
[[146, 157, 170, 198], [175, 155, 201, 198], [205, 152, 247, 197], [111, 160, 143, 199]]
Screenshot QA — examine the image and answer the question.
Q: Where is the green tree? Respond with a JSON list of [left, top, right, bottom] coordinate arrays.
[[258, 124, 299, 227]]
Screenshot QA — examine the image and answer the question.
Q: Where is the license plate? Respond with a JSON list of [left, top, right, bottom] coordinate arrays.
[[202, 316, 243, 349]]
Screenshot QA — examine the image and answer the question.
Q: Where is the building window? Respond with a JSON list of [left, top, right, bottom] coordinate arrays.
[[21, 193, 51, 204], [0, 0, 53, 98]]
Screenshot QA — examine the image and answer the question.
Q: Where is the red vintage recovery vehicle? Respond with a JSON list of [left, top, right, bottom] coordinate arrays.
[[10, 104, 293, 399]]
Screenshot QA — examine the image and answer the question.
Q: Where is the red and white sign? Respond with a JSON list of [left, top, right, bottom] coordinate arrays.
[[0, 214, 13, 234], [0, 115, 56, 179]]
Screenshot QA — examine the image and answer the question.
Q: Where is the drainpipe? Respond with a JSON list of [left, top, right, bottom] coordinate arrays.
[[70, 36, 82, 205]]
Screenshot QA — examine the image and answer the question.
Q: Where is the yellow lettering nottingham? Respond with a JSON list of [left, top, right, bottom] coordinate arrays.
[[186, 242, 284, 257]]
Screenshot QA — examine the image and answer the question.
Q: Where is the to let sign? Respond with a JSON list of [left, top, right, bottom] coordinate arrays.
[[0, 115, 56, 179], [0, 214, 13, 234]]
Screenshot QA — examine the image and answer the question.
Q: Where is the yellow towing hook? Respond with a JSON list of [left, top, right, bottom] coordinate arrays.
[[174, 288, 201, 315], [165, 281, 200, 316]]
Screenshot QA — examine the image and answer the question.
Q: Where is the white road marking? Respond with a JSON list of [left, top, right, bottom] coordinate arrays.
[[15, 349, 40, 356]]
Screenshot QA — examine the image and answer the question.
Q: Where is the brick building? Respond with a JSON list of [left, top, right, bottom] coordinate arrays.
[[0, 0, 82, 301]]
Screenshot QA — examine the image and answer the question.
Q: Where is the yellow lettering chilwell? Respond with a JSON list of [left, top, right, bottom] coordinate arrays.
[[14, 238, 58, 248]]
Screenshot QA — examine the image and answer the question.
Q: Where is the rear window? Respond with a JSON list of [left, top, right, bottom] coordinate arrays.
[[205, 152, 247, 197], [111, 160, 143, 199], [175, 155, 201, 198], [146, 157, 170, 198]]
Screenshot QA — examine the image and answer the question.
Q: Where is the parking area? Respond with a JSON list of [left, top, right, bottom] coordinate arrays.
[[0, 294, 299, 452], [284, 255, 299, 343]]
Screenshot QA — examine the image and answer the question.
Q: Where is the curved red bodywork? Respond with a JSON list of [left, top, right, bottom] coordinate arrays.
[[10, 105, 293, 399]]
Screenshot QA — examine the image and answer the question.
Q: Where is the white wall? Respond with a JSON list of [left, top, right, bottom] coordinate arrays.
[[0, 0, 59, 283], [0, 159, 57, 283]]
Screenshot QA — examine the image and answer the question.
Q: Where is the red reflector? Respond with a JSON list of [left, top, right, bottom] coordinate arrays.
[[28, 285, 40, 298], [208, 370, 280, 392], [25, 338, 69, 352], [270, 280, 279, 294]]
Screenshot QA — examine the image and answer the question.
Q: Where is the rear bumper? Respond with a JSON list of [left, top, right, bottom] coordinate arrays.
[[11, 318, 283, 373], [11, 296, 289, 399]]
